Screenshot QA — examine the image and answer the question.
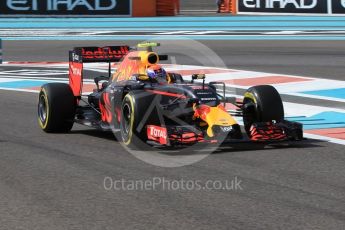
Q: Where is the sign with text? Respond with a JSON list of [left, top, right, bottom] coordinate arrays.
[[238, 0, 328, 14], [332, 0, 345, 14], [0, 0, 131, 16]]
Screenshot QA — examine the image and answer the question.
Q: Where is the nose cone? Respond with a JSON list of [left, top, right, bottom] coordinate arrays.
[[194, 105, 238, 137]]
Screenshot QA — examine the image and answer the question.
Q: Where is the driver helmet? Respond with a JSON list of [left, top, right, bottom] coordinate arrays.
[[146, 65, 167, 80]]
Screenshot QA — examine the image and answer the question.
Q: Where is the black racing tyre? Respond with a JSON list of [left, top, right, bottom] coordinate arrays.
[[120, 91, 157, 148], [38, 83, 76, 133], [242, 85, 284, 136]]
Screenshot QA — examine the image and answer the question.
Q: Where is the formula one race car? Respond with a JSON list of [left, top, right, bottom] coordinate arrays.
[[38, 43, 303, 148]]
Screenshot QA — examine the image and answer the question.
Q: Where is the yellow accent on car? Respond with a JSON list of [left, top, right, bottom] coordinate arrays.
[[136, 75, 150, 81], [137, 42, 160, 48], [195, 105, 238, 138]]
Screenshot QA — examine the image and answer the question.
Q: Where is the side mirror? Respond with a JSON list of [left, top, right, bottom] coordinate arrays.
[[191, 74, 206, 86], [192, 74, 206, 80]]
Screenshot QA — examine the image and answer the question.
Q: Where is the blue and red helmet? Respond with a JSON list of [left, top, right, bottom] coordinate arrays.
[[147, 65, 167, 80]]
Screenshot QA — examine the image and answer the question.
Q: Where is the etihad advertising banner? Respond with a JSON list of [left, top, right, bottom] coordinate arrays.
[[332, 0, 345, 14], [0, 0, 131, 16], [237, 0, 328, 14]]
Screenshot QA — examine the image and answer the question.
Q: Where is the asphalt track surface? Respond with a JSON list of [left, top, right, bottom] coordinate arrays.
[[1, 41, 345, 230]]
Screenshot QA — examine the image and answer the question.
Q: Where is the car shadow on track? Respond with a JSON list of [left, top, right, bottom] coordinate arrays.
[[69, 129, 118, 141], [213, 138, 325, 154], [68, 128, 326, 156]]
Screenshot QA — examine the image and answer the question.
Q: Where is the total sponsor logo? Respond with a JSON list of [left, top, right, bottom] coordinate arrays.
[[147, 125, 168, 145], [6, 0, 117, 11], [148, 126, 167, 139], [243, 0, 317, 9]]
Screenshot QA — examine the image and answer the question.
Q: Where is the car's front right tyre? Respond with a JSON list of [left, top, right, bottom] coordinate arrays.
[[242, 85, 284, 137]]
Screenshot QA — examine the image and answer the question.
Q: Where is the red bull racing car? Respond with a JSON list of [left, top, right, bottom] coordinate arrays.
[[38, 43, 303, 148]]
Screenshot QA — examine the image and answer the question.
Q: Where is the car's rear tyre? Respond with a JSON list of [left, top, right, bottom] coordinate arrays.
[[120, 91, 157, 149], [38, 83, 76, 133], [242, 85, 284, 137]]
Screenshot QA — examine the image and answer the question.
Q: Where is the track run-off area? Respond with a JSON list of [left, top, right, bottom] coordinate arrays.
[[0, 16, 345, 230]]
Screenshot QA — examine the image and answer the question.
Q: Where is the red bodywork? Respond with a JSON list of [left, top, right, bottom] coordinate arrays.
[[250, 122, 287, 141], [99, 92, 113, 123]]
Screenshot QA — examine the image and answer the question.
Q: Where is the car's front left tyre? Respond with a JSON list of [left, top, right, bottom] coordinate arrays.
[[119, 91, 159, 149]]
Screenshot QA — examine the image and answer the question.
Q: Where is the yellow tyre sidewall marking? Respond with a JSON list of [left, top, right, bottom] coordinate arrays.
[[38, 88, 49, 129], [123, 94, 135, 146], [244, 92, 257, 104]]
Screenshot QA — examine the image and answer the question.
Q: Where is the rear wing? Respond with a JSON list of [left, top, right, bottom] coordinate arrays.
[[69, 46, 130, 97]]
